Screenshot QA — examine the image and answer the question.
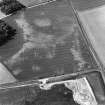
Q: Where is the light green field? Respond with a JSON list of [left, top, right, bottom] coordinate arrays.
[[79, 5, 105, 67]]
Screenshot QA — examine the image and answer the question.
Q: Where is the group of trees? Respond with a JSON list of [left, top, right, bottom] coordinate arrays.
[[0, 0, 26, 15], [0, 20, 16, 45]]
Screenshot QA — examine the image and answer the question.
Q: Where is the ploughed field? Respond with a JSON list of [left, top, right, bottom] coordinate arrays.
[[71, 0, 105, 11]]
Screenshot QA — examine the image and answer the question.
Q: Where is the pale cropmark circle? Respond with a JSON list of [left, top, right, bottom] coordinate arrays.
[[34, 18, 52, 27]]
